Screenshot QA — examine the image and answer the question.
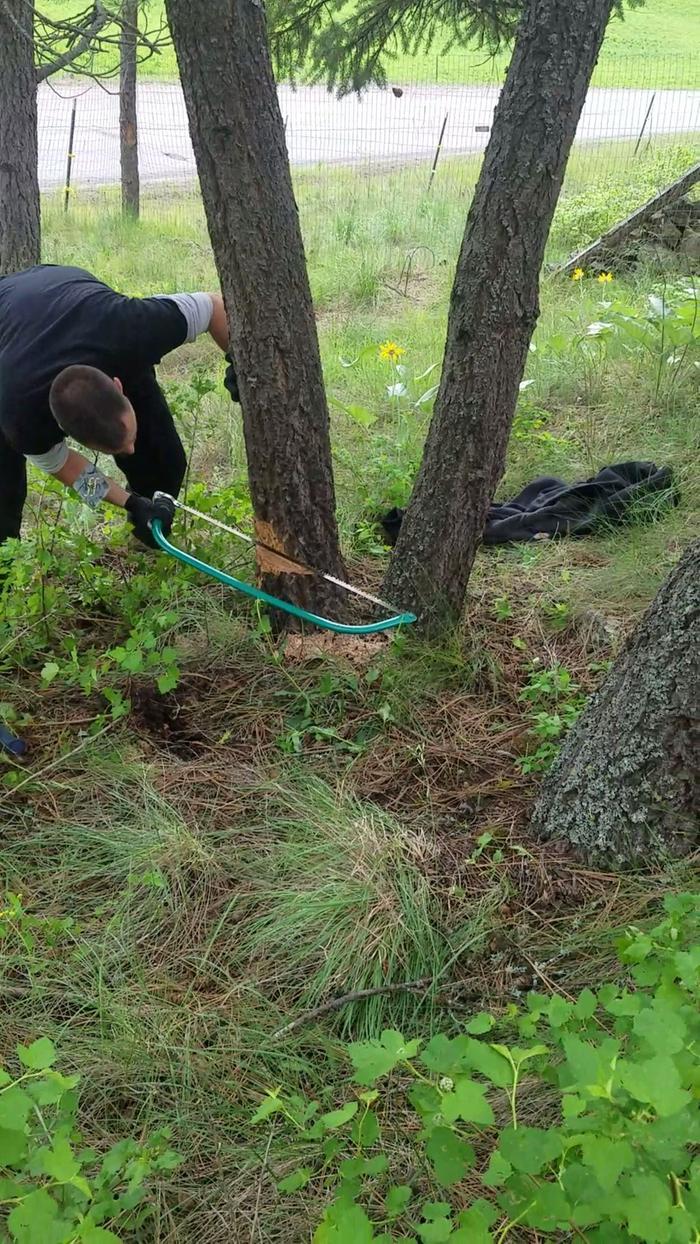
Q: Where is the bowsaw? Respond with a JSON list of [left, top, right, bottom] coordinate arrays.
[[151, 493, 417, 636]]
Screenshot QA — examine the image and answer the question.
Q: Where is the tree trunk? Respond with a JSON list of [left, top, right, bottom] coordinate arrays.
[[532, 541, 700, 868], [165, 0, 345, 619], [383, 0, 615, 622], [0, 0, 40, 276], [120, 0, 140, 218]]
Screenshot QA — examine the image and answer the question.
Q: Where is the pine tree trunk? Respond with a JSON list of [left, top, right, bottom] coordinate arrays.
[[120, 0, 140, 218], [0, 0, 40, 276], [383, 0, 615, 622], [532, 541, 700, 868], [165, 0, 345, 619]]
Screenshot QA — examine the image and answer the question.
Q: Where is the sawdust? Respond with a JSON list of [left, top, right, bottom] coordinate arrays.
[[282, 632, 390, 668]]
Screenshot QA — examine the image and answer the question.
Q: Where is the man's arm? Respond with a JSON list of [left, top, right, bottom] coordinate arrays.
[[207, 293, 230, 352], [51, 447, 130, 508], [35, 446, 174, 548]]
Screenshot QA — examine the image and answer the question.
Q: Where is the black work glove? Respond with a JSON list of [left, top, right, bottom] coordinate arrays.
[[125, 492, 175, 550], [223, 353, 240, 404]]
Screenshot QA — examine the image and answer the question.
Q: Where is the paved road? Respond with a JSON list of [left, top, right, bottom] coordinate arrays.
[[38, 80, 700, 190]]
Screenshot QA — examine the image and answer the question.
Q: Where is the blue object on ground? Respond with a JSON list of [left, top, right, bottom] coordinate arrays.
[[0, 724, 27, 757]]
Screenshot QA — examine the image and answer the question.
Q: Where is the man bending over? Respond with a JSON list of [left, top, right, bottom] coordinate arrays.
[[0, 264, 238, 548]]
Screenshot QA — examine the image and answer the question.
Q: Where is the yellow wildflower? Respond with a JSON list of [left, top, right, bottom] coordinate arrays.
[[598, 271, 614, 283], [572, 267, 585, 281], [379, 341, 405, 364]]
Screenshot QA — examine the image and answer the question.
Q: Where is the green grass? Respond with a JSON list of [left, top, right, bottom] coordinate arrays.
[[40, 0, 700, 86], [2, 150, 700, 1240]]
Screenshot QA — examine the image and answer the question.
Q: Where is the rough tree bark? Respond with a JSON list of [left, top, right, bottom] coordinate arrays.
[[165, 0, 345, 617], [532, 541, 700, 869], [383, 0, 615, 622], [0, 0, 40, 276], [120, 0, 140, 218]]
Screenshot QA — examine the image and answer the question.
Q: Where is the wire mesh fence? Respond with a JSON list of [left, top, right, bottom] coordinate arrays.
[[39, 53, 700, 242]]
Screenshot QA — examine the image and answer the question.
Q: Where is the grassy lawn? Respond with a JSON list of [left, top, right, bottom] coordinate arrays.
[[1, 141, 698, 1239], [39, 0, 700, 86]]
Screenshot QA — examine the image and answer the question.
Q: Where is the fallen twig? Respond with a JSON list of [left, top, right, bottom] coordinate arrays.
[[272, 976, 436, 1038]]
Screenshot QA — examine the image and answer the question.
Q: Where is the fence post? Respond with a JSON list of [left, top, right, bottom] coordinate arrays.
[[634, 92, 656, 156], [427, 113, 449, 194], [64, 97, 77, 214]]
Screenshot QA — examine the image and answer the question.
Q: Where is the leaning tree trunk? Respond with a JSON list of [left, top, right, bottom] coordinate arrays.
[[0, 0, 40, 276], [120, 0, 140, 218], [165, 0, 345, 618], [532, 541, 700, 868], [383, 0, 615, 622]]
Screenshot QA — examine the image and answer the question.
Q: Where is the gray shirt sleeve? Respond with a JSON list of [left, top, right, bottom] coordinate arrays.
[[152, 292, 213, 343], [25, 441, 70, 474]]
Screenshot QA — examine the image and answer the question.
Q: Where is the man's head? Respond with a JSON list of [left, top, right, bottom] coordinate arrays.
[[49, 365, 137, 455]]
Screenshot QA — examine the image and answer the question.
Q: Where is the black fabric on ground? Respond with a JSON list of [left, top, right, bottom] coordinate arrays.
[[381, 461, 678, 547]]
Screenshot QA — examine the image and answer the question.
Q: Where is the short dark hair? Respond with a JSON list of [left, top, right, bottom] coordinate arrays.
[[49, 365, 130, 452]]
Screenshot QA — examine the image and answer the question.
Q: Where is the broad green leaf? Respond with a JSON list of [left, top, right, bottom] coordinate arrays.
[[277, 1166, 312, 1194], [455, 1198, 498, 1242], [425, 1127, 474, 1186], [157, 670, 179, 694], [562, 1094, 586, 1120], [313, 1201, 375, 1244], [42, 1137, 81, 1183], [407, 1081, 442, 1125], [563, 1162, 605, 1227], [617, 1054, 690, 1117], [0, 1176, 27, 1200], [348, 1030, 421, 1085], [250, 1092, 285, 1124], [458, 1039, 513, 1088], [385, 1184, 412, 1217], [320, 1101, 358, 1130], [422, 1202, 452, 1219], [420, 1034, 475, 1077], [27, 1071, 80, 1106], [0, 1069, 11, 1088], [0, 1127, 27, 1166], [7, 1188, 63, 1244], [499, 1174, 570, 1232], [602, 989, 642, 1017], [633, 999, 687, 1054], [351, 1108, 379, 1149], [574, 989, 597, 1020], [625, 1173, 673, 1242], [417, 1218, 452, 1243], [0, 1087, 33, 1130], [499, 1126, 563, 1175], [338, 1154, 388, 1180], [418, 1200, 453, 1238], [70, 1174, 92, 1199], [79, 1228, 122, 1244], [465, 1013, 494, 1036], [482, 1149, 512, 1187], [522, 1180, 571, 1231], [16, 1038, 57, 1071], [441, 1077, 495, 1126], [581, 1136, 634, 1193], [40, 662, 60, 684], [547, 995, 574, 1028], [561, 1034, 619, 1095]]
